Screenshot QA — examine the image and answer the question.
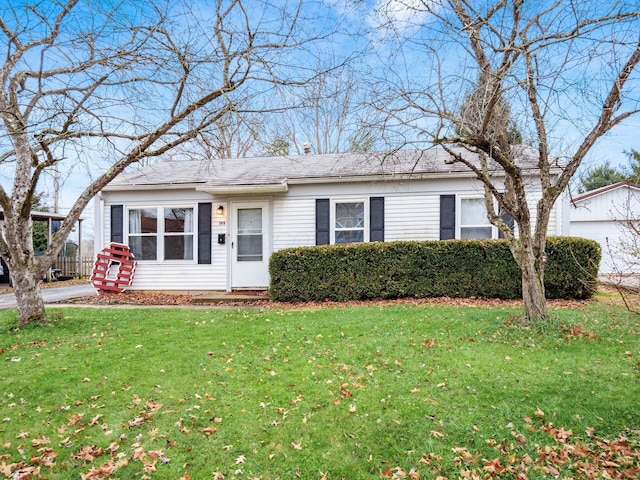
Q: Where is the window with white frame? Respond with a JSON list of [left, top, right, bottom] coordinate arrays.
[[334, 201, 366, 244], [128, 207, 194, 260], [128, 208, 158, 260], [460, 197, 494, 239], [164, 208, 194, 260]]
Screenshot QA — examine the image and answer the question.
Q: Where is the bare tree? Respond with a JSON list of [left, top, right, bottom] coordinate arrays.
[[371, 0, 640, 321], [266, 65, 382, 154], [0, 0, 331, 325], [162, 110, 265, 166]]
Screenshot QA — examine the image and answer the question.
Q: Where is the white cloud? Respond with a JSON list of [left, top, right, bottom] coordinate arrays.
[[369, 0, 441, 33]]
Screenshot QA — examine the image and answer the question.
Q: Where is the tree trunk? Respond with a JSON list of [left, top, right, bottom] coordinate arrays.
[[11, 268, 47, 326], [518, 248, 548, 322]]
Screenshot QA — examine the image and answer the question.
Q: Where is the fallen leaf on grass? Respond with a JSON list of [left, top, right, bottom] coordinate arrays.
[[31, 437, 50, 447], [380, 466, 407, 478], [31, 447, 57, 468], [340, 384, 352, 398], [127, 417, 145, 428], [483, 458, 505, 474], [72, 445, 105, 463], [88, 415, 103, 427], [80, 463, 117, 479]]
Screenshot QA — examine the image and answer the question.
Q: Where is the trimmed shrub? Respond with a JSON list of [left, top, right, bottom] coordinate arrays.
[[545, 236, 601, 299], [269, 237, 600, 302]]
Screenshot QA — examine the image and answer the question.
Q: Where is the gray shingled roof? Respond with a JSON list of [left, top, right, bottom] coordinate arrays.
[[105, 146, 546, 192]]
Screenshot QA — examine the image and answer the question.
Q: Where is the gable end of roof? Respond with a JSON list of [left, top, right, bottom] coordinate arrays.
[[572, 180, 640, 203]]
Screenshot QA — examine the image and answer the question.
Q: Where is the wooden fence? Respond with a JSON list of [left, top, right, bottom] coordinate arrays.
[[53, 255, 94, 280]]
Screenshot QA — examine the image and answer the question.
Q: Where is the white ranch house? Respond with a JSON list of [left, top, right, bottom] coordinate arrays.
[[570, 181, 640, 274], [94, 148, 570, 291]]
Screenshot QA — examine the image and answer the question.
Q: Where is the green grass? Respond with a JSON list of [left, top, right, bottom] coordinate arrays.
[[0, 302, 639, 479]]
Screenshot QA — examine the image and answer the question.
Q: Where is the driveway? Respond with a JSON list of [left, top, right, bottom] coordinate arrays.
[[0, 283, 96, 310]]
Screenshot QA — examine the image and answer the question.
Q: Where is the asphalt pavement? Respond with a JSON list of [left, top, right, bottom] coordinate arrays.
[[0, 283, 97, 310]]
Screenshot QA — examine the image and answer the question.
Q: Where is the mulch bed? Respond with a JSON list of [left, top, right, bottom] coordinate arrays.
[[66, 289, 592, 310], [1, 279, 627, 310]]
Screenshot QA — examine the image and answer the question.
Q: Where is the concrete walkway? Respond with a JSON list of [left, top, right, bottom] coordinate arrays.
[[598, 274, 640, 291], [191, 291, 269, 304], [0, 284, 268, 311], [0, 283, 97, 310]]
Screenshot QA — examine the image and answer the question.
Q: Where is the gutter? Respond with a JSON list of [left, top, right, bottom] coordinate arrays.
[[196, 181, 289, 195], [284, 168, 552, 186], [103, 182, 207, 192]]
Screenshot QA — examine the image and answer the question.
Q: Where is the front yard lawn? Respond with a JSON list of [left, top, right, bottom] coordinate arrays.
[[0, 301, 638, 479]]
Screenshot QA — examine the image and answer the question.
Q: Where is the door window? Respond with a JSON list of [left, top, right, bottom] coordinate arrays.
[[237, 208, 263, 262]]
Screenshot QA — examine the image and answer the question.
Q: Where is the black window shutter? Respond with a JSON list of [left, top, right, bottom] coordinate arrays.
[[439, 195, 455, 240], [497, 193, 515, 238], [110, 205, 124, 243], [498, 208, 515, 238], [370, 197, 384, 242], [316, 199, 330, 245], [198, 203, 212, 264]]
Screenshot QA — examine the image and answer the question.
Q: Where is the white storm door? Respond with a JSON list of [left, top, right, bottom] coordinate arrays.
[[231, 202, 270, 288]]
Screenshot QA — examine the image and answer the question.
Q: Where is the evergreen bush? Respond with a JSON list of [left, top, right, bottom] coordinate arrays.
[[269, 237, 600, 302]]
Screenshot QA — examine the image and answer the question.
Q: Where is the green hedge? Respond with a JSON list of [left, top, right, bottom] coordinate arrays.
[[268, 237, 601, 302]]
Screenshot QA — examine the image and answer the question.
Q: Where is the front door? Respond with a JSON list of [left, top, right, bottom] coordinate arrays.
[[231, 202, 270, 288]]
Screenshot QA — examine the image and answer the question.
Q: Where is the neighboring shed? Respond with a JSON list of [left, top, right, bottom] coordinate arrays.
[[95, 148, 569, 291], [570, 181, 640, 274]]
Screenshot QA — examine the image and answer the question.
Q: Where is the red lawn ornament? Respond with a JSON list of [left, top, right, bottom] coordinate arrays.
[[91, 242, 137, 294]]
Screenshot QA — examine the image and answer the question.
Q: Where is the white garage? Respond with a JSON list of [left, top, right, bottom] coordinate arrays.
[[570, 181, 640, 274]]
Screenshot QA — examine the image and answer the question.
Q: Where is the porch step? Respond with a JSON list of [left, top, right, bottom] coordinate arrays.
[[191, 290, 269, 304]]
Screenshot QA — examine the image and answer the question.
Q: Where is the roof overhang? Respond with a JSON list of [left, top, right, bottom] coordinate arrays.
[[286, 170, 486, 185], [101, 164, 560, 195], [571, 180, 640, 205], [196, 181, 289, 195], [196, 170, 531, 195], [103, 182, 207, 192], [0, 209, 82, 222]]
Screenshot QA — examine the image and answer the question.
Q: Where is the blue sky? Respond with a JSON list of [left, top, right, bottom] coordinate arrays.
[[361, 0, 640, 163], [2, 0, 640, 240]]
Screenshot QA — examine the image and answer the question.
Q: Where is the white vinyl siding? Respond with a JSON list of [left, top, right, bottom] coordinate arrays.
[[570, 184, 640, 273], [385, 195, 440, 241], [272, 197, 316, 250]]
